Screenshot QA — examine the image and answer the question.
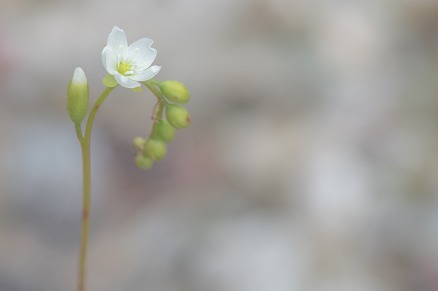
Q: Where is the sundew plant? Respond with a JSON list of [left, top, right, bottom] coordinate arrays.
[[67, 26, 191, 291]]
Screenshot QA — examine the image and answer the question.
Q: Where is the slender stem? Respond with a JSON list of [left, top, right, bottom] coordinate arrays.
[[143, 81, 167, 138], [147, 79, 161, 87], [78, 136, 90, 291], [84, 87, 115, 142], [143, 80, 166, 104], [75, 124, 83, 142], [77, 86, 114, 291], [76, 80, 159, 291]]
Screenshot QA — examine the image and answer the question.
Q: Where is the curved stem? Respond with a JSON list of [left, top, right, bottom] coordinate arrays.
[[143, 80, 167, 138], [78, 86, 115, 291], [83, 87, 115, 142], [75, 124, 83, 143], [147, 79, 161, 87], [143, 80, 166, 104]]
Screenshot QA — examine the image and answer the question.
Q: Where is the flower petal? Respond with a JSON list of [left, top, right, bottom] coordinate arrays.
[[101, 47, 108, 69], [130, 65, 161, 81], [107, 26, 128, 52], [102, 47, 118, 75], [129, 37, 154, 51], [127, 38, 157, 68], [72, 67, 87, 85], [114, 73, 141, 88]]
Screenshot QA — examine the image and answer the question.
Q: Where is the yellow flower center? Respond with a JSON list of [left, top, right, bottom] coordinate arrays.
[[118, 62, 132, 75]]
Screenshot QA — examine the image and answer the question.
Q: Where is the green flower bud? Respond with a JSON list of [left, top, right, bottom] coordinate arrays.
[[133, 136, 146, 152], [144, 139, 167, 161], [153, 120, 176, 142], [165, 104, 191, 129], [135, 154, 154, 170], [67, 67, 89, 124], [160, 80, 190, 104]]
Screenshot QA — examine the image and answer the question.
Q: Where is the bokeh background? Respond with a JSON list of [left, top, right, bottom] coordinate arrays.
[[1, 0, 438, 290]]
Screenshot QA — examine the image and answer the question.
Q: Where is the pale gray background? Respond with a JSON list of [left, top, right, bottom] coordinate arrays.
[[1, 0, 438, 290]]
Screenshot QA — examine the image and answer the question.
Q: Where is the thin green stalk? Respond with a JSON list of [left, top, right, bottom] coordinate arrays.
[[75, 124, 83, 143], [143, 81, 167, 137], [143, 80, 166, 104], [78, 136, 90, 291], [76, 81, 160, 291], [77, 86, 114, 291]]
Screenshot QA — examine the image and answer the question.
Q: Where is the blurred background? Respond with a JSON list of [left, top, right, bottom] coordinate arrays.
[[1, 0, 438, 290]]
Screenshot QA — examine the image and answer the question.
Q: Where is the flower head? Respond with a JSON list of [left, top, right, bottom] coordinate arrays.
[[101, 26, 161, 88]]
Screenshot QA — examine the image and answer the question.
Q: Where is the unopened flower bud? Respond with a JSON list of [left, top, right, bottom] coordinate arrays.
[[67, 67, 89, 124], [160, 80, 190, 104], [144, 139, 167, 161], [166, 104, 190, 129], [135, 154, 154, 170], [133, 137, 146, 152], [153, 120, 176, 142]]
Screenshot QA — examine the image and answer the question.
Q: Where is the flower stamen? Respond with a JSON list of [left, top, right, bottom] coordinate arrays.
[[118, 62, 132, 75]]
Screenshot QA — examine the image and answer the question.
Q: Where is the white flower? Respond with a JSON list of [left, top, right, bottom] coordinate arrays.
[[101, 26, 161, 88]]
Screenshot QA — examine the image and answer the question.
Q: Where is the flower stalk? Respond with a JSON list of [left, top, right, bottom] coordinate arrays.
[[76, 87, 114, 291]]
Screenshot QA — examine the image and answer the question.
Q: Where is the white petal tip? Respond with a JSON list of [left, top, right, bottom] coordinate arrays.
[[112, 26, 123, 32], [72, 67, 87, 84], [151, 66, 161, 73]]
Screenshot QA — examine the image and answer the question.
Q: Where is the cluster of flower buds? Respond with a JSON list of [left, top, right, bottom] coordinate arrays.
[[134, 80, 191, 169]]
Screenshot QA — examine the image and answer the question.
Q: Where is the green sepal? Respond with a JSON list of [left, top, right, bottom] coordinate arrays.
[[102, 74, 118, 88], [67, 80, 89, 125], [131, 86, 143, 93]]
